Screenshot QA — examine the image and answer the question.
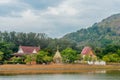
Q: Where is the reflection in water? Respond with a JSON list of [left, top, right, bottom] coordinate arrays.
[[0, 70, 120, 80], [88, 70, 106, 74]]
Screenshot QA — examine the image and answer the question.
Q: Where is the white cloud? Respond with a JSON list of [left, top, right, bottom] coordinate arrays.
[[0, 0, 19, 4], [0, 0, 120, 38], [44, 3, 78, 16], [0, 0, 12, 4]]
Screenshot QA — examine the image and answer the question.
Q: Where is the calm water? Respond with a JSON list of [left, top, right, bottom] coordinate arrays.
[[0, 70, 120, 80]]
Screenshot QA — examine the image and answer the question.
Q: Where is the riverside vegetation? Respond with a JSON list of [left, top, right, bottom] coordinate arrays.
[[0, 13, 120, 64]]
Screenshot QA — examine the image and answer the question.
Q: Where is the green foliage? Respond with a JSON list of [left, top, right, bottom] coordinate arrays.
[[117, 49, 120, 56], [24, 54, 36, 64], [0, 51, 4, 61], [82, 55, 98, 62], [36, 51, 52, 64], [43, 55, 52, 63], [46, 38, 77, 55], [76, 54, 82, 60], [24, 55, 31, 64], [92, 56, 98, 61], [61, 48, 77, 63], [11, 56, 23, 64], [62, 14, 120, 49], [102, 55, 110, 62], [0, 42, 15, 60], [0, 31, 50, 49], [83, 55, 92, 61], [102, 45, 120, 62], [94, 47, 103, 58], [100, 45, 120, 58], [103, 53, 120, 62], [1, 13, 120, 64]]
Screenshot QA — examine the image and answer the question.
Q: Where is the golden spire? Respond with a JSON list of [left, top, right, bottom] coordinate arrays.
[[53, 45, 62, 63], [57, 45, 59, 51]]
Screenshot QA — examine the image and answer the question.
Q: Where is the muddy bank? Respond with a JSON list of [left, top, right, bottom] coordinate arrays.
[[0, 64, 119, 75]]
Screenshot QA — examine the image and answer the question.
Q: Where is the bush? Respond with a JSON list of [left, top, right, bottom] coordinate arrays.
[[102, 53, 120, 62], [4, 61, 25, 64]]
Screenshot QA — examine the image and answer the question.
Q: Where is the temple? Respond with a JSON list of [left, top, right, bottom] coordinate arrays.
[[81, 46, 96, 58], [53, 46, 62, 64], [13, 46, 40, 56]]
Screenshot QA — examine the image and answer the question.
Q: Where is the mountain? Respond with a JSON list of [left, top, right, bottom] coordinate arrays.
[[62, 13, 120, 48]]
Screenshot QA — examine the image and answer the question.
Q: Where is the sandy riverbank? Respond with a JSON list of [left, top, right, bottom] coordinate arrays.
[[0, 64, 120, 75]]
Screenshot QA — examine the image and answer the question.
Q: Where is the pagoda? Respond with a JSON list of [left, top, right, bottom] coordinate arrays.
[[53, 46, 62, 63]]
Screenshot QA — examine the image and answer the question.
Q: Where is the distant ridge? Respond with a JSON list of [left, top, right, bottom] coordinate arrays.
[[62, 13, 120, 48]]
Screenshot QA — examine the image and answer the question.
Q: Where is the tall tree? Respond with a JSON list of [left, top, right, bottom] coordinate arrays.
[[61, 48, 77, 63]]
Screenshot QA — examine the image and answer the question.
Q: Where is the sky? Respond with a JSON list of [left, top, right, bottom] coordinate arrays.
[[0, 0, 120, 38]]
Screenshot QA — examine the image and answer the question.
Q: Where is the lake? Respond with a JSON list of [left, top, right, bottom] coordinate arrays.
[[0, 70, 120, 80]]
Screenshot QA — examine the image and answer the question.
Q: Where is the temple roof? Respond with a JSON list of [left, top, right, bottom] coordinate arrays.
[[53, 50, 62, 59], [19, 46, 40, 53], [81, 46, 94, 55], [13, 46, 40, 56]]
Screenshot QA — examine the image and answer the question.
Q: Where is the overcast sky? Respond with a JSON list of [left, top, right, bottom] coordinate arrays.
[[0, 0, 120, 38]]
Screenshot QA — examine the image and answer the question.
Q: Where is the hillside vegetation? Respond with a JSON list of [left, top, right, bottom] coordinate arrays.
[[0, 13, 120, 63], [63, 13, 120, 48]]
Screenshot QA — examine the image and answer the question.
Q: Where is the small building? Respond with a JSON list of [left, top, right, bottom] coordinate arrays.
[[53, 50, 62, 64], [13, 46, 40, 56], [81, 46, 96, 61], [81, 46, 95, 57]]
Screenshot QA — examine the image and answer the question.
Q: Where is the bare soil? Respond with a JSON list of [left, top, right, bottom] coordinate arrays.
[[0, 64, 119, 75]]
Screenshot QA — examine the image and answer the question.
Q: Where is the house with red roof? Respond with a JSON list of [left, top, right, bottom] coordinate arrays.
[[81, 46, 96, 60], [13, 46, 40, 56]]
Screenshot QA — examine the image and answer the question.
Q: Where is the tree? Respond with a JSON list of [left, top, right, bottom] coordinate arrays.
[[0, 42, 15, 60], [61, 48, 77, 63], [117, 49, 120, 56], [24, 55, 33, 64], [95, 47, 103, 58], [43, 55, 52, 64], [46, 38, 77, 55], [11, 56, 23, 64], [102, 53, 120, 62], [0, 31, 50, 50], [110, 54, 120, 62], [83, 55, 90, 61], [102, 55, 110, 62], [76, 54, 82, 61], [0, 51, 4, 61], [102, 45, 120, 55], [36, 51, 52, 64]]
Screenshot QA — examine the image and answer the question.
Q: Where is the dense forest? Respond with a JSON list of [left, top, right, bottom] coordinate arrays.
[[0, 13, 120, 64], [0, 31, 78, 64]]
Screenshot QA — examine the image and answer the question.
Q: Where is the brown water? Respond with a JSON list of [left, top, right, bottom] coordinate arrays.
[[0, 70, 120, 80]]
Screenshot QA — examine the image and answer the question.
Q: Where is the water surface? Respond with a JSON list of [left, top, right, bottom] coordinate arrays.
[[0, 70, 120, 80]]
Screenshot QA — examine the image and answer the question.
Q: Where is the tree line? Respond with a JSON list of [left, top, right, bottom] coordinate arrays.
[[0, 31, 120, 64]]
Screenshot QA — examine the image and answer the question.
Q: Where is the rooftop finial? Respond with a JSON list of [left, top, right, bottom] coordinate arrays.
[[57, 45, 59, 51]]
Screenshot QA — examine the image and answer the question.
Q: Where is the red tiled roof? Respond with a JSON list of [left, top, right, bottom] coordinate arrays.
[[81, 46, 93, 55], [13, 46, 40, 56], [19, 46, 40, 54]]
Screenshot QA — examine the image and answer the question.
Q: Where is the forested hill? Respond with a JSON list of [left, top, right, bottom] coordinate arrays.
[[62, 13, 120, 48]]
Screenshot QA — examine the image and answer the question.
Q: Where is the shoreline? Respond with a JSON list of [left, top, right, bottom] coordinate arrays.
[[0, 64, 120, 75]]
